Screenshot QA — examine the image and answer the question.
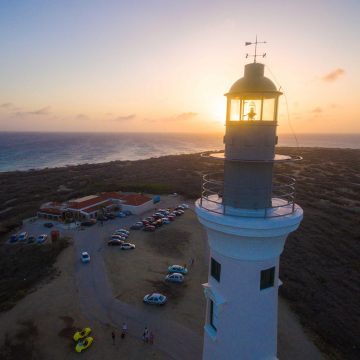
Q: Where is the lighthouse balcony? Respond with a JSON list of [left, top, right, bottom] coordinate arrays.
[[199, 172, 297, 218]]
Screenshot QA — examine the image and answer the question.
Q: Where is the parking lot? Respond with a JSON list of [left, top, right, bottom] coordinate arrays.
[[103, 203, 208, 335]]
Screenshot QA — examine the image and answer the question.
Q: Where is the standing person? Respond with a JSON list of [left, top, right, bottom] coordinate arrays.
[[143, 326, 149, 343], [111, 331, 115, 345], [149, 331, 154, 345], [121, 322, 127, 339]]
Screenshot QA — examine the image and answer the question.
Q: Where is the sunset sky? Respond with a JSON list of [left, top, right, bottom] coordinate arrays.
[[0, 0, 359, 134]]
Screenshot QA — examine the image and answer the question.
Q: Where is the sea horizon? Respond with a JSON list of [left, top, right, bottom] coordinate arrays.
[[1, 131, 359, 173]]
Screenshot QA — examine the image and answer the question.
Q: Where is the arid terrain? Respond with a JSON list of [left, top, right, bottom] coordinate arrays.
[[0, 147, 359, 359]]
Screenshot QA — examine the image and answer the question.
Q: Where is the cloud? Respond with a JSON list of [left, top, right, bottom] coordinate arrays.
[[174, 112, 198, 121], [77, 113, 89, 120], [30, 106, 51, 115], [113, 114, 136, 122], [1, 102, 13, 109], [322, 68, 345, 82], [311, 107, 322, 114]]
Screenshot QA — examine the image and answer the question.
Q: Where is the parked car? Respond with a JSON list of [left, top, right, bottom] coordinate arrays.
[[165, 273, 184, 283], [108, 239, 123, 246], [111, 235, 126, 241], [142, 220, 149, 226], [145, 217, 155, 222], [81, 221, 95, 227], [81, 252, 90, 263], [121, 243, 135, 250], [116, 212, 126, 218], [18, 232, 28, 242], [27, 235, 36, 243], [75, 337, 94, 353], [143, 293, 167, 305], [167, 215, 176, 221], [162, 218, 170, 224], [123, 210, 132, 216], [37, 234, 48, 244], [115, 229, 130, 235], [97, 215, 108, 221], [154, 213, 165, 218], [44, 222, 53, 228], [73, 327, 92, 341], [9, 234, 17, 243], [113, 231, 128, 237], [168, 265, 188, 275], [143, 225, 156, 232], [153, 220, 163, 228], [130, 224, 143, 230], [106, 213, 116, 219], [181, 203, 189, 209]]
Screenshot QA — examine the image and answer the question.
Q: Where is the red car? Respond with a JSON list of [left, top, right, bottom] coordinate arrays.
[[143, 225, 156, 232], [168, 215, 176, 221]]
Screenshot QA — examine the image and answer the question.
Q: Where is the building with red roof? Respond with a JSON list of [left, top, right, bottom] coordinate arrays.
[[38, 192, 154, 221]]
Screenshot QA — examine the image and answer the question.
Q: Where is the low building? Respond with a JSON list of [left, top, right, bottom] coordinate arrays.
[[38, 192, 154, 221]]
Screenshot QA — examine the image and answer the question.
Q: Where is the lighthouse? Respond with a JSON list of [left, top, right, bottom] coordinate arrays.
[[195, 41, 303, 360]]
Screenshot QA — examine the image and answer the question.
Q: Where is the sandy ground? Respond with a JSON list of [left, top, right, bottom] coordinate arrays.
[[0, 195, 326, 359], [0, 238, 168, 359]]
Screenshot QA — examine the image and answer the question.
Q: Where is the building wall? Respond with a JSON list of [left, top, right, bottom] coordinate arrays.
[[122, 200, 154, 215]]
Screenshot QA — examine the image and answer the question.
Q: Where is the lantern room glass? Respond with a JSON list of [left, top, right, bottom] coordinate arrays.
[[228, 97, 277, 122]]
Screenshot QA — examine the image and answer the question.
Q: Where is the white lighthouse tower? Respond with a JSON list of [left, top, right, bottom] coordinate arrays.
[[195, 41, 303, 360]]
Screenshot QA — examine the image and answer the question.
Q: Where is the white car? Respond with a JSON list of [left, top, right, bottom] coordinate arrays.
[[111, 234, 126, 241], [181, 203, 189, 209], [168, 265, 188, 275], [120, 243, 135, 250], [165, 273, 184, 283], [115, 229, 129, 235], [81, 252, 90, 263], [113, 231, 128, 238], [143, 293, 167, 305], [37, 234, 48, 244], [18, 232, 28, 242]]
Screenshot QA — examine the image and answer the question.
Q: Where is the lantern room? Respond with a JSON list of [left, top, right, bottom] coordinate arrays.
[[225, 62, 282, 123]]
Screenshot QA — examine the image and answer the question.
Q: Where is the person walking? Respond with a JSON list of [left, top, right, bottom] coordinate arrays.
[[111, 331, 115, 345], [149, 331, 154, 345], [143, 326, 149, 343], [121, 322, 127, 339]]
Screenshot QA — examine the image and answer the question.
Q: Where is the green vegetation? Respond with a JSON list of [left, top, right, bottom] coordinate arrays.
[[0, 238, 70, 312]]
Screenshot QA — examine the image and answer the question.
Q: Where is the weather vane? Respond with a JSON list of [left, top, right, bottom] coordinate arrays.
[[245, 35, 267, 63]]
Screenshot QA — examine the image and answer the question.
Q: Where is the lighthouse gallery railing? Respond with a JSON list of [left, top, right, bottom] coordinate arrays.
[[199, 172, 297, 218]]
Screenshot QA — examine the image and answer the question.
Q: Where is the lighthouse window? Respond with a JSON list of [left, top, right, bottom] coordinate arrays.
[[211, 258, 221, 282], [209, 299, 218, 331], [260, 267, 275, 290], [262, 98, 276, 121], [230, 99, 240, 121]]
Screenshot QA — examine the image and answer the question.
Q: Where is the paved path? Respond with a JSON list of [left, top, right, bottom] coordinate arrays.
[[72, 216, 203, 360]]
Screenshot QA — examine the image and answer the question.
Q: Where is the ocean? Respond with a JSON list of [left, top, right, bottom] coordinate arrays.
[[0, 132, 359, 172]]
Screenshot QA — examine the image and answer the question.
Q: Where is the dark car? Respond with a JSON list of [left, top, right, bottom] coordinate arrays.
[[9, 234, 17, 243], [143, 225, 156, 232], [27, 235, 36, 243], [81, 221, 94, 227], [44, 222, 54, 228], [97, 216, 108, 221], [123, 210, 132, 216], [130, 223, 143, 230], [106, 213, 116, 220], [108, 239, 123, 246]]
